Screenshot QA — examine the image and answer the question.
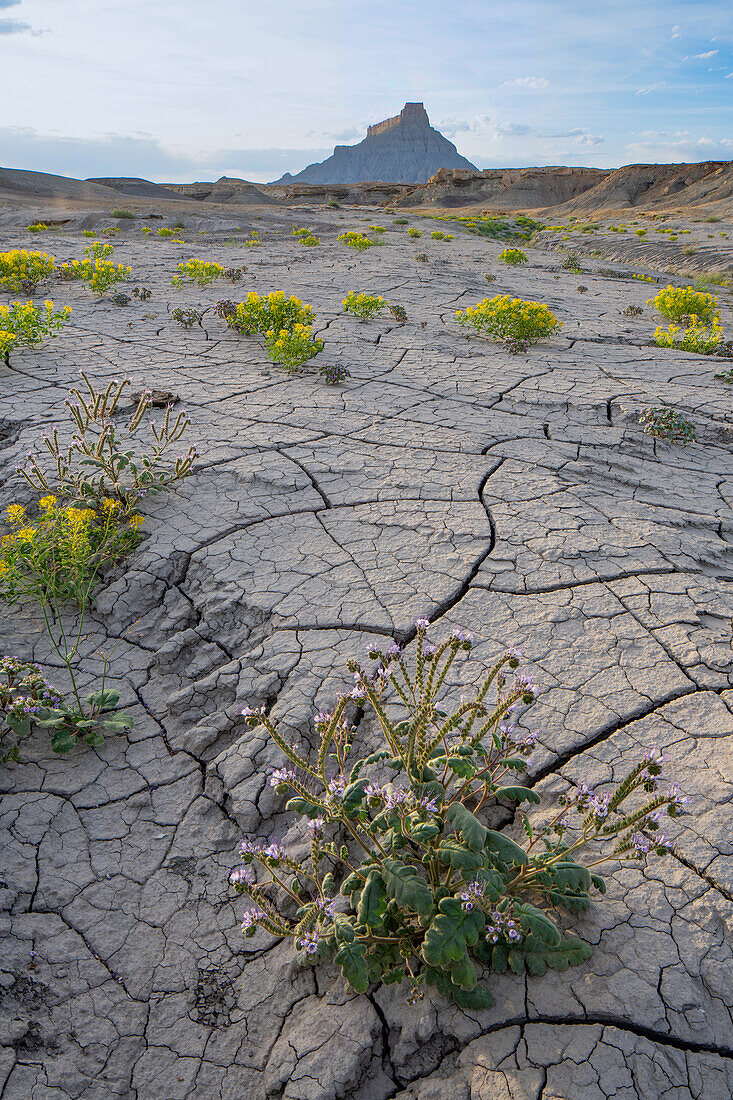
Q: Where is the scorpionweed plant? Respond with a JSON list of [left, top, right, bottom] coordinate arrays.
[[171, 307, 203, 329], [0, 656, 132, 762], [638, 407, 696, 443], [456, 296, 561, 353], [0, 250, 55, 294], [231, 623, 684, 1007], [19, 373, 197, 516], [343, 292, 388, 320]]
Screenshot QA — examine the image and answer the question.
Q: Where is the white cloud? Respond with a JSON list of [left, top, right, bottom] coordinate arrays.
[[0, 16, 31, 32], [725, 72, 733, 79], [574, 133, 604, 146], [626, 133, 733, 161], [636, 82, 666, 95], [683, 49, 719, 60], [498, 76, 549, 90], [671, 24, 681, 39]]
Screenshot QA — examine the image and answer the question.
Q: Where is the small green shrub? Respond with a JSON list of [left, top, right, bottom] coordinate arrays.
[[622, 305, 643, 317], [389, 304, 407, 323], [369, 225, 386, 234], [172, 307, 202, 328], [82, 230, 96, 238], [19, 374, 197, 516], [638, 407, 696, 442], [343, 292, 388, 319], [456, 295, 561, 352], [112, 209, 134, 219], [319, 364, 350, 384], [498, 248, 528, 265], [393, 218, 408, 225], [415, 253, 428, 262], [231, 624, 684, 1006]]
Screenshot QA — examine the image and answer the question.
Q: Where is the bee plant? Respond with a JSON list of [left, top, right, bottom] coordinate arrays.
[[231, 624, 684, 1008]]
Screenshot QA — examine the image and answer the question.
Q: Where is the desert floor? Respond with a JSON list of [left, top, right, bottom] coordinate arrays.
[[1, 206, 732, 1100]]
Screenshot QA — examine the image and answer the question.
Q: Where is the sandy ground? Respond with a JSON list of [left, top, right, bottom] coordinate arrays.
[[1, 207, 732, 1099]]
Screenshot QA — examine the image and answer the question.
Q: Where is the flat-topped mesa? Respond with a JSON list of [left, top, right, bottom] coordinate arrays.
[[272, 101, 476, 185], [367, 103, 429, 138]]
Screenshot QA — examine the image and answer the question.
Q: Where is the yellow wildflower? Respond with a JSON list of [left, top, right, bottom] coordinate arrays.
[[129, 514, 144, 529], [102, 497, 120, 512], [39, 495, 57, 510], [6, 504, 26, 523]]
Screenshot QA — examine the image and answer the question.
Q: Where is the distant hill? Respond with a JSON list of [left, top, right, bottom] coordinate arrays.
[[273, 103, 477, 185], [0, 166, 122, 201], [394, 161, 733, 215]]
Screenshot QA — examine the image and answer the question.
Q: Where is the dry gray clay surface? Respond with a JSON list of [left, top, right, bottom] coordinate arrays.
[[0, 210, 732, 1099]]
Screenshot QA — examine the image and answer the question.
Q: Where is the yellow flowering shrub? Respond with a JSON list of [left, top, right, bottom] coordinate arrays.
[[59, 259, 131, 296], [342, 291, 388, 319], [653, 316, 724, 355], [264, 324, 324, 373], [83, 241, 114, 260], [498, 248, 528, 265], [431, 230, 453, 241], [171, 259, 226, 287], [245, 231, 262, 247], [338, 232, 373, 251], [0, 331, 17, 363], [158, 227, 174, 238], [647, 285, 719, 325], [408, 227, 422, 238], [456, 295, 561, 352], [225, 291, 315, 335], [0, 300, 71, 348], [82, 230, 96, 238], [0, 496, 141, 605], [0, 250, 56, 293], [26, 223, 48, 233], [300, 234, 320, 246], [142, 227, 153, 236]]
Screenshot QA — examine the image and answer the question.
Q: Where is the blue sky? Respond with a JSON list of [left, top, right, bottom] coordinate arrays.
[[1, 0, 731, 182]]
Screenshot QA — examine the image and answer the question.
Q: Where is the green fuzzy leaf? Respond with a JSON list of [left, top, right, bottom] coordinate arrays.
[[493, 755, 528, 771], [448, 951, 478, 990], [494, 786, 541, 805], [382, 858, 433, 918], [447, 756, 479, 778], [506, 934, 593, 976], [514, 902, 562, 946], [435, 840, 485, 873], [5, 715, 30, 737], [85, 688, 120, 709], [50, 727, 78, 754], [285, 796, 322, 819], [342, 779, 369, 813], [334, 940, 369, 994], [483, 829, 528, 866], [552, 861, 592, 892], [446, 803, 487, 851], [591, 873, 607, 894], [410, 821, 441, 844], [101, 714, 134, 731], [340, 872, 362, 897], [356, 870, 387, 929], [422, 897, 484, 983]]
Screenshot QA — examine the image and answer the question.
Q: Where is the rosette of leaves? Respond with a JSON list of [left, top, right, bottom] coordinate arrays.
[[231, 624, 683, 1007], [0, 656, 133, 761]]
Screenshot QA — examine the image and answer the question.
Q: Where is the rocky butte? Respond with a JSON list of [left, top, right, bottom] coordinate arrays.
[[274, 102, 477, 185]]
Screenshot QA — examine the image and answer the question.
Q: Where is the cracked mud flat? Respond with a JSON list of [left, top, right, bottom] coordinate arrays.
[[0, 210, 732, 1099]]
